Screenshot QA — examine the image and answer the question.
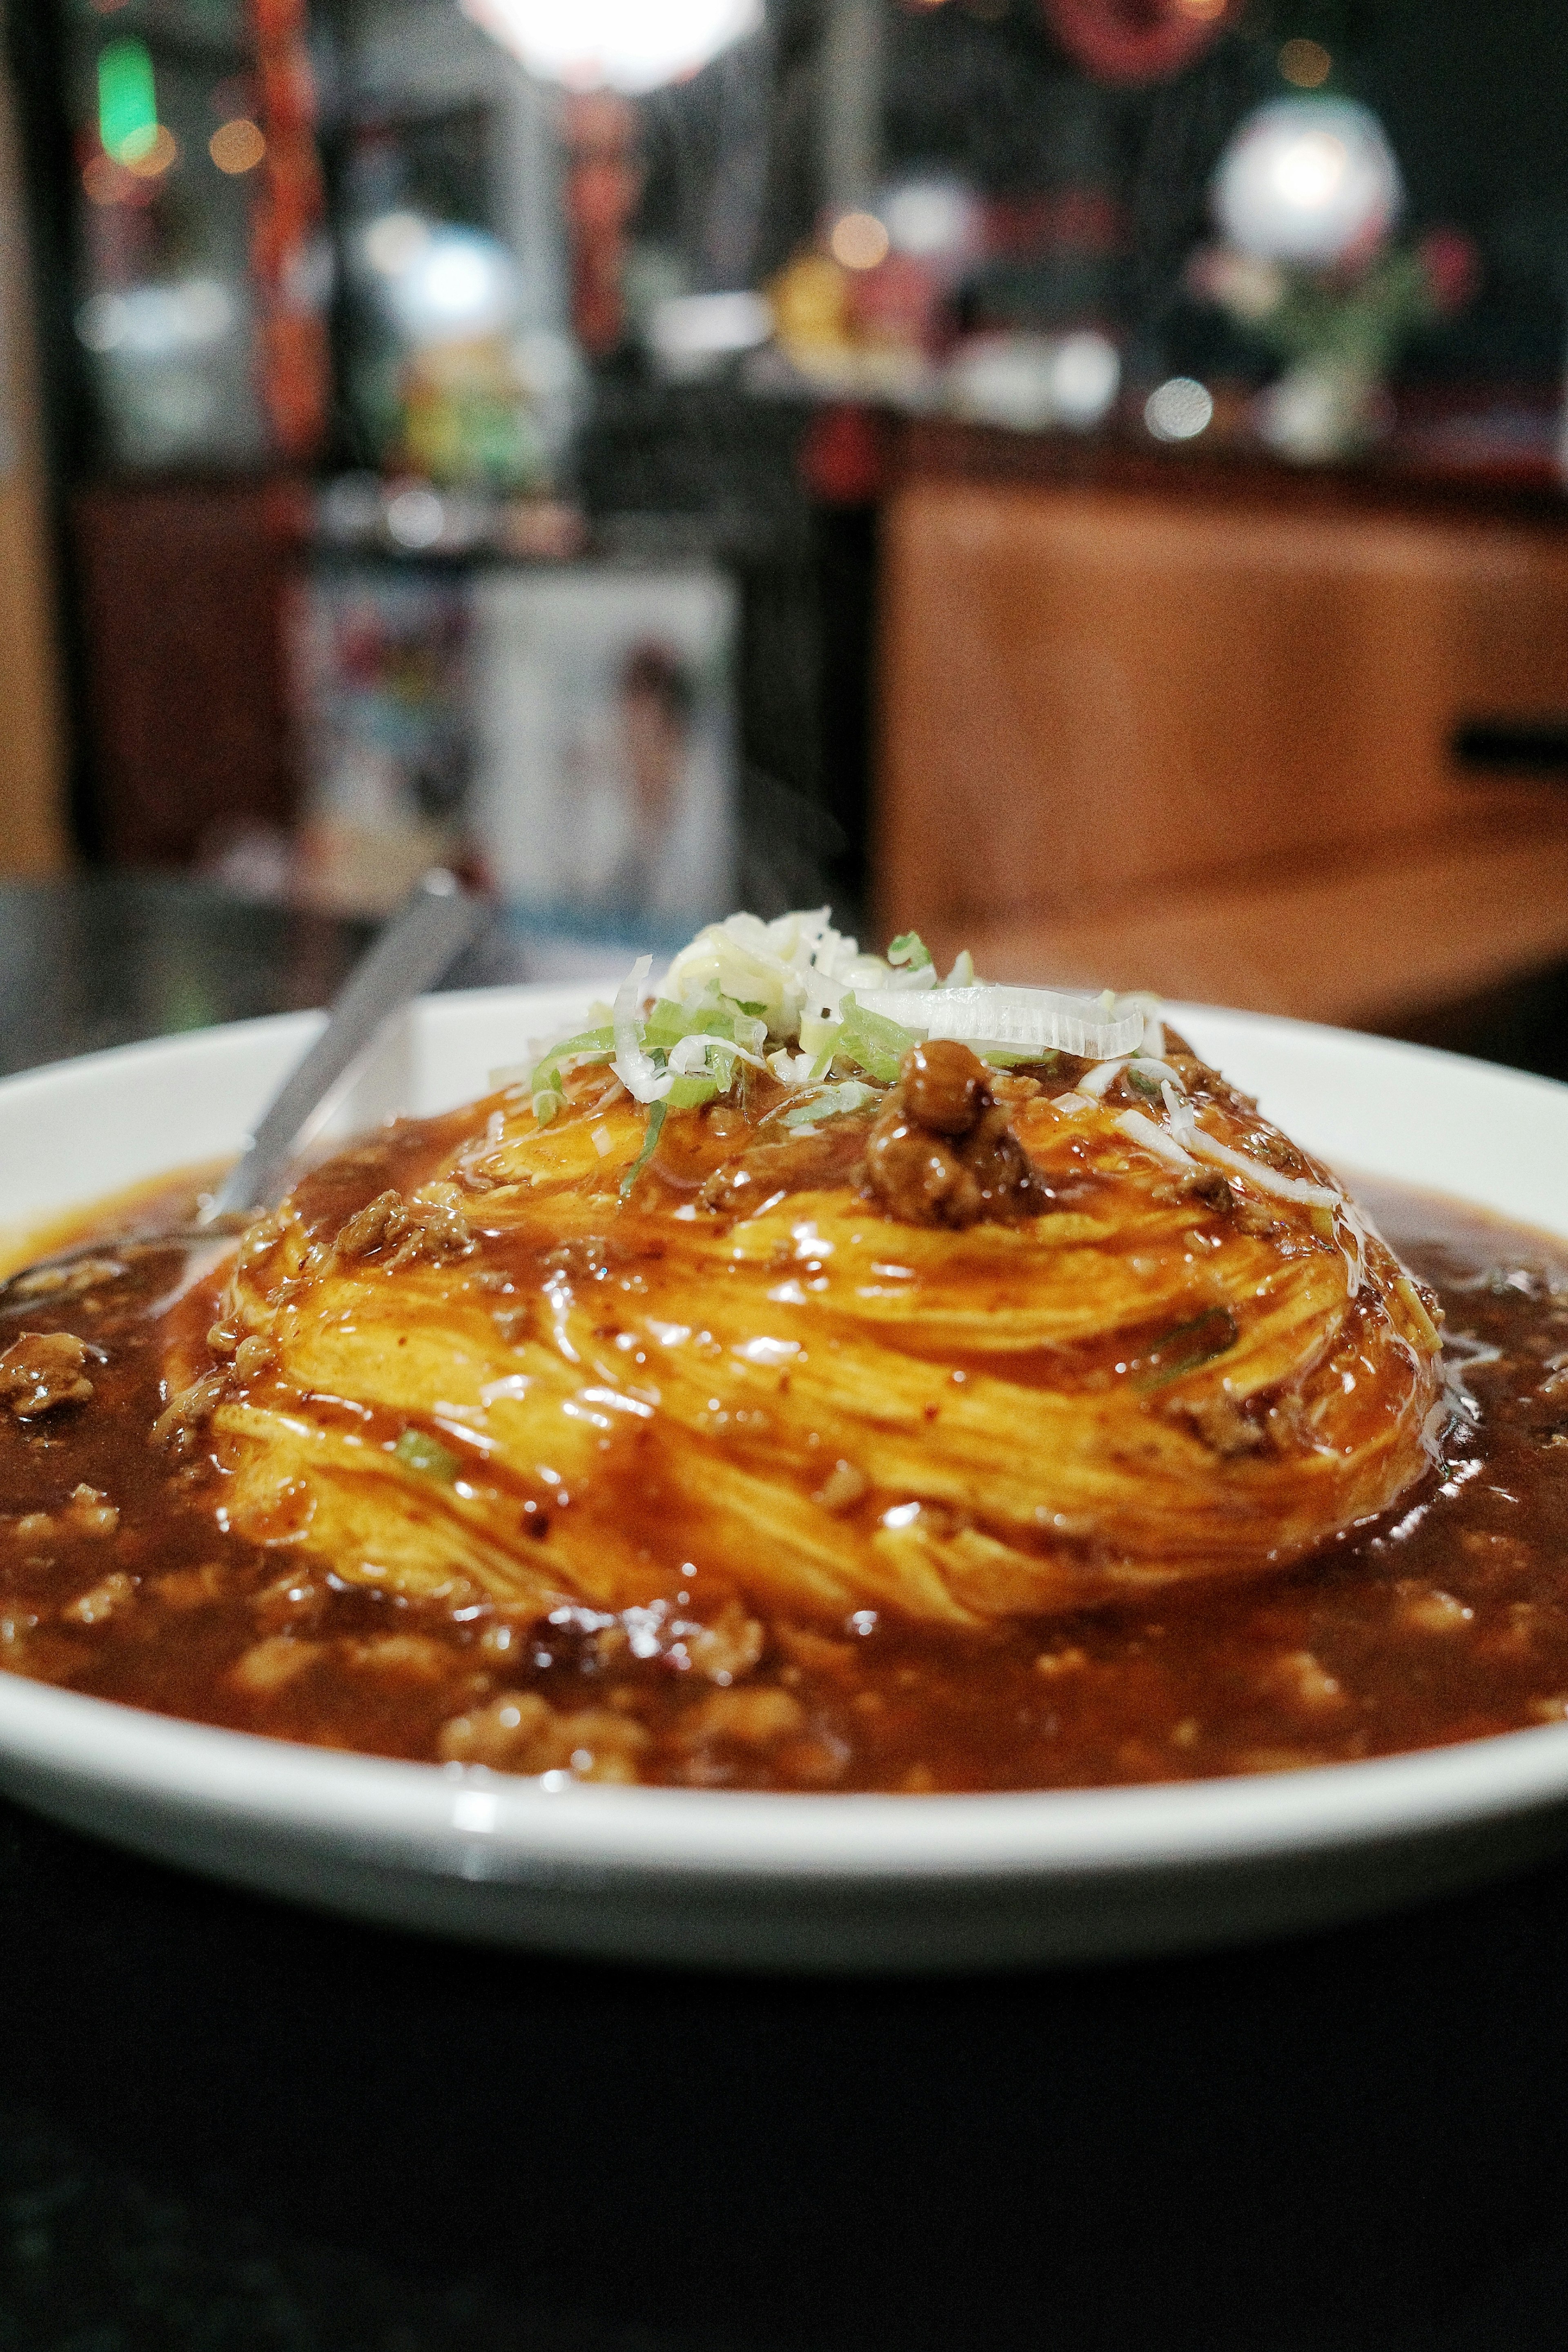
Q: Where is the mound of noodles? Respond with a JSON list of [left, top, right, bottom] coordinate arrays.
[[165, 1007, 1445, 1633]]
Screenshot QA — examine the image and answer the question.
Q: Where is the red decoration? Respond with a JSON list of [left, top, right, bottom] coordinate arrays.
[[800, 406, 886, 508], [561, 91, 642, 359], [250, 0, 330, 461], [1043, 0, 1240, 86]]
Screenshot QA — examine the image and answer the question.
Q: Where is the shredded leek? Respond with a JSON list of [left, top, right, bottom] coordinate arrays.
[[620, 1099, 668, 1200]]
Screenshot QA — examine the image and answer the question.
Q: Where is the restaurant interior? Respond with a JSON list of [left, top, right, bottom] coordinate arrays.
[[3, 1, 1568, 2345]]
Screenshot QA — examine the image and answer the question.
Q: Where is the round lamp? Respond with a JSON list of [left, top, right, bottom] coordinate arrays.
[[1212, 97, 1402, 267], [461, 0, 762, 95]]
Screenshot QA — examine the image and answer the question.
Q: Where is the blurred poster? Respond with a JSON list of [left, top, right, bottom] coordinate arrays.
[[472, 566, 736, 942], [291, 564, 472, 916]]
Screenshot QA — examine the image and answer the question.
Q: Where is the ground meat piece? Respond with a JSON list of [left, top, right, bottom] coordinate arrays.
[[64, 1571, 136, 1627], [0, 1331, 95, 1418], [67, 1483, 118, 1537], [230, 1634, 324, 1693], [1167, 1394, 1269, 1456], [676, 1687, 806, 1747], [1153, 1168, 1234, 1213], [699, 1119, 877, 1214], [437, 1693, 649, 1781], [334, 1187, 474, 1268], [5, 1256, 125, 1302], [682, 1596, 766, 1683], [864, 1043, 1044, 1229], [151, 1366, 229, 1453], [902, 1039, 991, 1135]]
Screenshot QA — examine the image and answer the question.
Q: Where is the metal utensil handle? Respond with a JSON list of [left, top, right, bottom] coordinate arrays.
[[204, 871, 485, 1222]]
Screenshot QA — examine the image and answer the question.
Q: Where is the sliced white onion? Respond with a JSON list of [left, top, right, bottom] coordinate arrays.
[[1187, 1125, 1339, 1208], [1160, 1080, 1196, 1147], [1076, 1058, 1128, 1100], [1335, 1196, 1373, 1296], [667, 1031, 771, 1081], [612, 955, 673, 1107], [853, 985, 1145, 1061], [1114, 1108, 1198, 1171], [1052, 1090, 1095, 1118]]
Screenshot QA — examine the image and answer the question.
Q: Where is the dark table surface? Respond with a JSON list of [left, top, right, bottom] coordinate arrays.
[[6, 872, 1568, 2352]]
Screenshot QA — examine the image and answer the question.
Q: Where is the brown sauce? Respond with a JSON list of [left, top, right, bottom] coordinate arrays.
[[2, 1135, 1567, 1793]]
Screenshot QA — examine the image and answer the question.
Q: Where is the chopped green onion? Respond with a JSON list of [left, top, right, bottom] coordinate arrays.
[[619, 1098, 668, 1200], [393, 1428, 461, 1481], [1132, 1306, 1239, 1390], [528, 1025, 615, 1097], [666, 1075, 719, 1109], [886, 931, 933, 971], [781, 1080, 880, 1129], [834, 992, 918, 1085]]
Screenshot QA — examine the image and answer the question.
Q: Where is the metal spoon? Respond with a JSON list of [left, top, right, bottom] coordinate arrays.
[[1, 869, 484, 1301], [205, 867, 483, 1220]]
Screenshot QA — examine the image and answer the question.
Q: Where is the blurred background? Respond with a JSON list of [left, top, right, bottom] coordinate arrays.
[[2, 0, 1568, 1063]]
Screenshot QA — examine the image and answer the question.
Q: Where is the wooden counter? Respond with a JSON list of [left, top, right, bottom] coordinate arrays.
[[876, 434, 1568, 1029]]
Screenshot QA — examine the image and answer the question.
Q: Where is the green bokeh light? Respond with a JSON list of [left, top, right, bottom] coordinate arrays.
[[97, 38, 158, 165]]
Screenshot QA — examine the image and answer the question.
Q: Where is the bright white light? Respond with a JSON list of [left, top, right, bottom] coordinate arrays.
[[1051, 331, 1120, 428], [1272, 129, 1346, 213], [363, 211, 431, 276], [1213, 98, 1401, 266], [378, 224, 519, 347], [385, 487, 447, 549], [648, 290, 772, 378], [77, 278, 236, 357], [1145, 376, 1213, 441], [461, 0, 762, 94], [947, 332, 1119, 434], [881, 178, 979, 262]]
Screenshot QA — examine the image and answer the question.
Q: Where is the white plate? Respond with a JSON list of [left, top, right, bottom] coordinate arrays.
[[2, 988, 1568, 1975]]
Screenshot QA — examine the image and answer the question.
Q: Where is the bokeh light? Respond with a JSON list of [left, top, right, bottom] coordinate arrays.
[[829, 211, 891, 272], [1279, 37, 1332, 89], [1051, 331, 1121, 427], [209, 118, 266, 175], [76, 278, 236, 356], [881, 178, 979, 261], [122, 124, 178, 179], [1213, 98, 1402, 266], [384, 486, 448, 549], [97, 38, 158, 164], [365, 217, 521, 346], [82, 153, 134, 206], [363, 211, 430, 277], [1145, 376, 1214, 441], [462, 0, 762, 95]]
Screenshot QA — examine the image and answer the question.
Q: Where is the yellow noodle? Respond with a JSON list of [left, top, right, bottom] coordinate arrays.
[[196, 1067, 1443, 1629]]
